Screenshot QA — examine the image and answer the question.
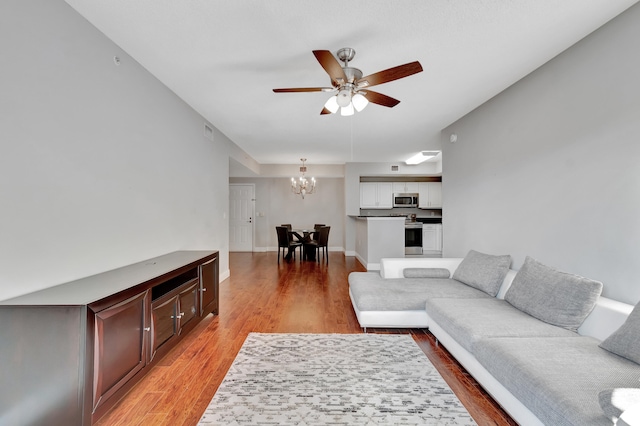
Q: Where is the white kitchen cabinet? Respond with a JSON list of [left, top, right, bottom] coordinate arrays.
[[392, 182, 419, 193], [360, 182, 393, 209], [422, 224, 442, 253], [418, 182, 442, 208]]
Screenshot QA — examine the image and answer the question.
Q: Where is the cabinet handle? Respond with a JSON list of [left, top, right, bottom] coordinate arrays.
[[171, 313, 183, 319], [144, 327, 151, 332], [201, 288, 207, 292]]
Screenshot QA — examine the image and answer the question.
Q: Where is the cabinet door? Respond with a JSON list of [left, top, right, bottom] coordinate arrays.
[[376, 183, 393, 208], [199, 256, 219, 316], [418, 183, 430, 208], [418, 182, 442, 208], [93, 290, 149, 413], [178, 279, 199, 334], [360, 183, 379, 208], [428, 182, 442, 208], [150, 294, 179, 362], [405, 182, 419, 193], [392, 182, 406, 193], [422, 225, 438, 251]]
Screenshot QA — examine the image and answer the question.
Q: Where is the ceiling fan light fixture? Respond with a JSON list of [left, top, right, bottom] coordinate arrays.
[[324, 96, 339, 114], [352, 93, 369, 112], [340, 103, 355, 116], [336, 89, 352, 108]]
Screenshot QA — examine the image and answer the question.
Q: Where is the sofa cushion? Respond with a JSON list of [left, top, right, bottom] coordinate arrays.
[[504, 256, 603, 331], [403, 268, 450, 279], [599, 302, 640, 364], [474, 336, 640, 426], [451, 249, 511, 297], [598, 388, 640, 422], [425, 298, 577, 353], [348, 272, 489, 311]]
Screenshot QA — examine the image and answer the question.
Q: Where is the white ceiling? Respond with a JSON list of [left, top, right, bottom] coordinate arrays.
[[65, 0, 637, 166]]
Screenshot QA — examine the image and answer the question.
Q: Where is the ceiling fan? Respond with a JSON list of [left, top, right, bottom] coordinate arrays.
[[273, 48, 423, 116]]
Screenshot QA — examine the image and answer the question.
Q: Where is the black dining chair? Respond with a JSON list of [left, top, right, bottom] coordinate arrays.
[[312, 224, 325, 241], [281, 224, 292, 230], [276, 226, 301, 263], [305, 226, 330, 263]]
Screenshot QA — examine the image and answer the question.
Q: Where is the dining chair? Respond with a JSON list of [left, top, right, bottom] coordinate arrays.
[[312, 224, 325, 241], [276, 226, 301, 263], [306, 226, 330, 263], [281, 224, 292, 230]]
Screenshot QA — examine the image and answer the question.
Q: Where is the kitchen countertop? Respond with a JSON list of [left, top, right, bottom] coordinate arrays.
[[352, 215, 442, 223], [354, 216, 406, 220], [353, 215, 442, 218]]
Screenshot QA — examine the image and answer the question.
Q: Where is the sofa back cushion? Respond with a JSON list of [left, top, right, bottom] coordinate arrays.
[[403, 268, 450, 279], [599, 302, 640, 364], [505, 256, 603, 331], [451, 250, 512, 297]]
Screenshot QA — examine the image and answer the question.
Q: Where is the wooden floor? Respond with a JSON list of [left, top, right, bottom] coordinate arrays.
[[96, 252, 518, 426]]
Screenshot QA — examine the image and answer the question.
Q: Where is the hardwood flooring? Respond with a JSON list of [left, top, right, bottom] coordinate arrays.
[[96, 252, 517, 426]]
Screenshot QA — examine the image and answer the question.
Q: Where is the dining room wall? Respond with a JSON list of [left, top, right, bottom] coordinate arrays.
[[230, 177, 345, 253]]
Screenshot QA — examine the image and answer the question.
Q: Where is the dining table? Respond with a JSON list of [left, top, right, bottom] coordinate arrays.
[[289, 228, 317, 261]]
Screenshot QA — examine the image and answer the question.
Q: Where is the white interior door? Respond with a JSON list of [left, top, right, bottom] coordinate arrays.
[[229, 184, 254, 252]]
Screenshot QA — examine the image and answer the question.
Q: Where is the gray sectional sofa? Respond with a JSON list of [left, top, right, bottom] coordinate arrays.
[[348, 250, 640, 425]]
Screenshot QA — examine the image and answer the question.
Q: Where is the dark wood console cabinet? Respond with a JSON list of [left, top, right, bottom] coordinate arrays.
[[0, 250, 219, 426]]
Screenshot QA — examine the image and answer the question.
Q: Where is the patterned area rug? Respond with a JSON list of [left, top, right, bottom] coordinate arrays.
[[198, 333, 477, 425]]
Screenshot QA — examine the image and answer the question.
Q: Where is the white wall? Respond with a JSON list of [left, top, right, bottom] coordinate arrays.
[[441, 4, 640, 305], [230, 177, 345, 251], [0, 0, 232, 300]]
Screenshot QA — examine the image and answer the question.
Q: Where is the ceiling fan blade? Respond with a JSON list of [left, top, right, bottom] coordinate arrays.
[[320, 107, 332, 115], [361, 90, 401, 108], [273, 87, 334, 93], [313, 50, 347, 85], [357, 61, 423, 88]]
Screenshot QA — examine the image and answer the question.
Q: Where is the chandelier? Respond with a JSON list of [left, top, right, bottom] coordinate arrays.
[[291, 158, 316, 199]]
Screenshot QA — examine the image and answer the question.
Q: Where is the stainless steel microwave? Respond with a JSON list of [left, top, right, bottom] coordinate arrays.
[[393, 193, 418, 208]]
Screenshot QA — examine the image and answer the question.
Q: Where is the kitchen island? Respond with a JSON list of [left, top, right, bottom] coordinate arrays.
[[354, 216, 405, 270]]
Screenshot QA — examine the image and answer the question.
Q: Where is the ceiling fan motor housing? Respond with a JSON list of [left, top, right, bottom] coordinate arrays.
[[335, 65, 362, 108], [331, 67, 362, 88], [343, 67, 362, 83]]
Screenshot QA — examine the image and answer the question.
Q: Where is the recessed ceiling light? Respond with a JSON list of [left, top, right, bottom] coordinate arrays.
[[405, 151, 440, 165]]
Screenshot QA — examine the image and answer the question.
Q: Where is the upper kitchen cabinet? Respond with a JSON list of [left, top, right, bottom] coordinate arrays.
[[360, 182, 393, 209], [418, 182, 442, 208], [392, 182, 420, 193]]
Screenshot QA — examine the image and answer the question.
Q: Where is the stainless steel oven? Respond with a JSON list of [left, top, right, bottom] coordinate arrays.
[[393, 193, 418, 208], [405, 221, 423, 255]]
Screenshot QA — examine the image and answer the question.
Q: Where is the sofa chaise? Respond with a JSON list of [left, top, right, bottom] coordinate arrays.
[[348, 250, 640, 425]]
